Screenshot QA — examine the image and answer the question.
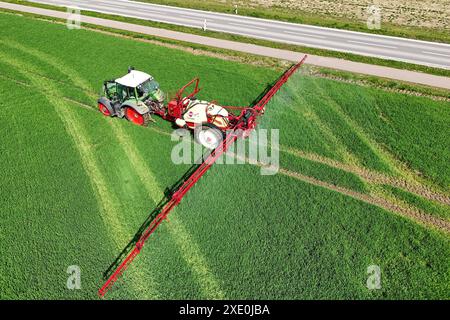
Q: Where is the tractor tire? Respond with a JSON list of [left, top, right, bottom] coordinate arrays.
[[194, 123, 224, 150], [98, 102, 111, 117], [125, 107, 150, 127]]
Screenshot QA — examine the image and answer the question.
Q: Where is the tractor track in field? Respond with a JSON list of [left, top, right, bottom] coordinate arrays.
[[284, 79, 450, 205], [11, 74, 448, 208], [278, 167, 450, 234], [0, 50, 159, 299], [9, 68, 446, 218], [2, 39, 225, 299], [311, 80, 441, 187], [279, 145, 450, 206], [0, 69, 176, 138], [110, 121, 226, 299], [292, 81, 400, 176], [291, 93, 360, 166], [229, 152, 449, 234], [57, 95, 450, 210], [3, 45, 447, 207], [2, 39, 447, 238], [0, 44, 163, 299]]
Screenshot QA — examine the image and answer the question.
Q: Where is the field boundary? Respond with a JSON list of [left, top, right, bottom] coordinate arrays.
[[1, 2, 450, 90], [310, 71, 450, 102]]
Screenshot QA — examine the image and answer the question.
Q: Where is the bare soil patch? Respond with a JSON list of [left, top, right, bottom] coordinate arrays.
[[241, 0, 450, 29]]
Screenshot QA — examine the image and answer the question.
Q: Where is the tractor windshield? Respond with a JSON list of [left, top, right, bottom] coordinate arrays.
[[137, 79, 160, 97]]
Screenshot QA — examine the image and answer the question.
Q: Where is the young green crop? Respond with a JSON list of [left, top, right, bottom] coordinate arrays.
[[172, 164, 450, 299], [316, 78, 450, 190], [0, 79, 117, 299], [0, 12, 448, 300], [262, 73, 450, 191]]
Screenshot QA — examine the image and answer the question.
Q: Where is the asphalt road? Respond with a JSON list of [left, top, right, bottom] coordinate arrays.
[[28, 0, 450, 70]]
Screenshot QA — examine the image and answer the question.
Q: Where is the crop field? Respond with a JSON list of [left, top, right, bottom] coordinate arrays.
[[0, 12, 449, 299]]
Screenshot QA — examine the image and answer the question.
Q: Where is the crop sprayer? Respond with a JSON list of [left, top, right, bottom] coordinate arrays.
[[97, 55, 307, 297]]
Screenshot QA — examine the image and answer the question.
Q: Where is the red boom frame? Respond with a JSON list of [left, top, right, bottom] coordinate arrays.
[[98, 56, 307, 298]]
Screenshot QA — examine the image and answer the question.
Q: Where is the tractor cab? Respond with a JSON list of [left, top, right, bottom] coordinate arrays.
[[111, 70, 164, 104], [103, 80, 126, 103]]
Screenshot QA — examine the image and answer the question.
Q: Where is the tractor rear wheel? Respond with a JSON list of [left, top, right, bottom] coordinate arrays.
[[194, 123, 224, 150], [98, 102, 111, 117], [125, 107, 150, 127]]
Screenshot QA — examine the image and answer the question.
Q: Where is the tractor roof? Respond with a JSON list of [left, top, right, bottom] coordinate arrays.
[[116, 70, 152, 88]]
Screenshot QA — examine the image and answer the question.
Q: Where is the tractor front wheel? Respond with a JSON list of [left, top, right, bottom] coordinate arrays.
[[125, 107, 150, 127], [194, 124, 224, 150], [98, 102, 111, 117]]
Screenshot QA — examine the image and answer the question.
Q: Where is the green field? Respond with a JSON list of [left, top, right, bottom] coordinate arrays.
[[0, 12, 449, 300]]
